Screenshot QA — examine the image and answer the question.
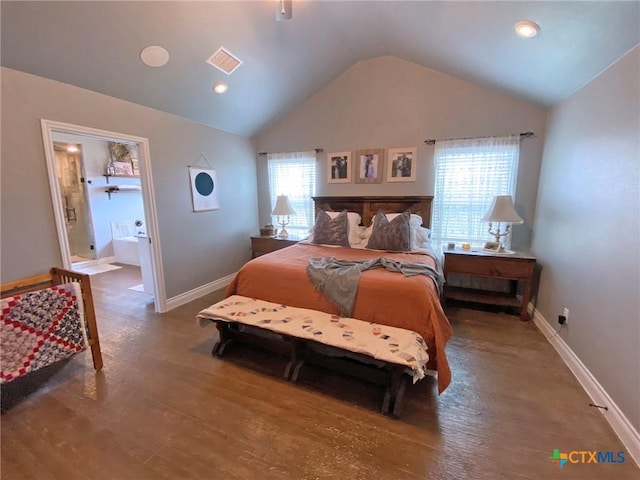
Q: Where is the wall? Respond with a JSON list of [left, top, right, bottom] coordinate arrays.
[[254, 56, 548, 252], [1, 67, 258, 299], [532, 46, 639, 430]]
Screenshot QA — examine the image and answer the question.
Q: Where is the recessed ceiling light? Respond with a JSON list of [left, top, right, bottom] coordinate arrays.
[[515, 20, 540, 38], [140, 45, 170, 67], [213, 82, 228, 94]]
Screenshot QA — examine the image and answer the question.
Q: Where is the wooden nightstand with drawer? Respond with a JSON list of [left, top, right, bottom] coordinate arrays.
[[250, 233, 306, 258], [442, 248, 536, 320]]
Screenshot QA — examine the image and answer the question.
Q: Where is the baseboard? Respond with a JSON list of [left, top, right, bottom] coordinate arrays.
[[164, 272, 236, 312], [528, 303, 640, 467]]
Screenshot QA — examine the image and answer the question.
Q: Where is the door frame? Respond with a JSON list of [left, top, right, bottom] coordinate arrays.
[[41, 119, 167, 313]]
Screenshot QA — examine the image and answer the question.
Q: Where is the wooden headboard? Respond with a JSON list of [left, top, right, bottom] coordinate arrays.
[[312, 196, 434, 228]]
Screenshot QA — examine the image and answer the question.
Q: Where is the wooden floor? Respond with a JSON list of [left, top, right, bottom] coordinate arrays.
[[1, 266, 637, 479]]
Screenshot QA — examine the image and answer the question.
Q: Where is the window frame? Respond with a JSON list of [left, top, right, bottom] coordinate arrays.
[[431, 136, 520, 249], [267, 151, 317, 235]]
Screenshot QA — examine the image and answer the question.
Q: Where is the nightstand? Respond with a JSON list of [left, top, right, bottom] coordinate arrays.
[[250, 233, 305, 258], [442, 248, 536, 321]]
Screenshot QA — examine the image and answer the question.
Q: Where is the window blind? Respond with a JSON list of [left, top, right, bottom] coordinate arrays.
[[432, 135, 520, 249], [267, 151, 316, 233]]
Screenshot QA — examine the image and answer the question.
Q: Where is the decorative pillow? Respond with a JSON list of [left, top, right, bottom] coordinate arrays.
[[311, 210, 350, 247], [326, 211, 362, 246], [359, 224, 430, 250], [366, 210, 411, 252]]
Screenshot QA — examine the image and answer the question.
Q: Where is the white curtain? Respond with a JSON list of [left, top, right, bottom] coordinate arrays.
[[267, 151, 316, 233], [432, 135, 520, 249]]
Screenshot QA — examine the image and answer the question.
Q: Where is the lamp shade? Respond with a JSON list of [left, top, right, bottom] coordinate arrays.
[[482, 195, 523, 223], [271, 195, 296, 216]]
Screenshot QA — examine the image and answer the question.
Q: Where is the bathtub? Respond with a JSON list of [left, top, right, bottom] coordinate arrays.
[[113, 236, 141, 266]]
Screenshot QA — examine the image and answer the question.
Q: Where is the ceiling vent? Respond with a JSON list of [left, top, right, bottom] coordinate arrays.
[[206, 47, 242, 75]]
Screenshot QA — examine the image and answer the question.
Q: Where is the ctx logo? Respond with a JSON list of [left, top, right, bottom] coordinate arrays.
[[549, 449, 625, 468]]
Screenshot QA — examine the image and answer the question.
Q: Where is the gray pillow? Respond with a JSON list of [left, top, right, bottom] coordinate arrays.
[[366, 210, 411, 251], [312, 210, 350, 247]]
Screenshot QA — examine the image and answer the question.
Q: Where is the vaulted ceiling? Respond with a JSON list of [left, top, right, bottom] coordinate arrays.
[[2, 1, 638, 137]]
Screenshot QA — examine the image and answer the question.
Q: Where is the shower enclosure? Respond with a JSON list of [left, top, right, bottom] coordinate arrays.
[[54, 142, 96, 263]]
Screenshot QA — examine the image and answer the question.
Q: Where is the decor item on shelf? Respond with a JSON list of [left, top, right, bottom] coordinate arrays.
[[386, 147, 417, 182], [109, 142, 139, 176], [112, 161, 134, 176], [110, 142, 134, 163], [106, 157, 116, 176], [483, 241, 501, 251], [271, 195, 295, 238], [260, 224, 275, 237], [481, 195, 523, 253]]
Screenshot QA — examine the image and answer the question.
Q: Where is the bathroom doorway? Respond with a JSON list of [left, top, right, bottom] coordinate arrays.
[[41, 120, 167, 313], [53, 141, 97, 263]]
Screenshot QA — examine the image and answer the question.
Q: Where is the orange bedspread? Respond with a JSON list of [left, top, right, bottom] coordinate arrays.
[[226, 243, 452, 393]]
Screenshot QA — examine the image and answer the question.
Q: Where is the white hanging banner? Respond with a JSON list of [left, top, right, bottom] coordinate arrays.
[[189, 166, 219, 212]]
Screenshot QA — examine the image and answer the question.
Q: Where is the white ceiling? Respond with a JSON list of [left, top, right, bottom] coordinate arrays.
[[2, 1, 638, 137]]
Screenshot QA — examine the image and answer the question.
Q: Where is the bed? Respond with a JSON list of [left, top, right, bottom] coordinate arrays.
[[224, 196, 453, 393]]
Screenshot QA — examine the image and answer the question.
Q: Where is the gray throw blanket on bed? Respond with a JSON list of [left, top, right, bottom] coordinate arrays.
[[307, 257, 443, 317]]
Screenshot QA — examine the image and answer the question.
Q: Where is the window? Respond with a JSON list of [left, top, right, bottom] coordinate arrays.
[[267, 151, 316, 234], [432, 135, 520, 249]]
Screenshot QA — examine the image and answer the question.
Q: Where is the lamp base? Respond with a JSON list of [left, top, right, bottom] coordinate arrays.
[[483, 248, 516, 255], [278, 228, 289, 238]]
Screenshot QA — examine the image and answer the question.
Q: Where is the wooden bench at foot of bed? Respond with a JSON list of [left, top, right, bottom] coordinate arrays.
[[197, 295, 430, 417]]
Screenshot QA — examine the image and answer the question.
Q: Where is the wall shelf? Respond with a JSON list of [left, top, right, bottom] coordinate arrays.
[[104, 174, 139, 184], [105, 187, 141, 199]]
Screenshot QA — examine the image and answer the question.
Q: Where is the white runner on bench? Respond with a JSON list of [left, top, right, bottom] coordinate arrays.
[[197, 295, 429, 382]]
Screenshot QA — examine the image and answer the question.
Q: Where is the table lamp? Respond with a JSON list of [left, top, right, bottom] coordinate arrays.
[[481, 195, 523, 253], [271, 195, 296, 238]]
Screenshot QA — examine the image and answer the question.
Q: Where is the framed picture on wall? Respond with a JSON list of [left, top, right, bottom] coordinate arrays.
[[354, 148, 384, 184], [189, 166, 219, 212], [386, 147, 417, 182], [327, 152, 352, 183]]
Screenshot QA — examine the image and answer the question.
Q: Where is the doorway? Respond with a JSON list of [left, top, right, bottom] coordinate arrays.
[[41, 120, 167, 313]]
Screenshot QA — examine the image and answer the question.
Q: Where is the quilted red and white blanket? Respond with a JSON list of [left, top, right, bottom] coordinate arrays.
[[1, 282, 87, 384]]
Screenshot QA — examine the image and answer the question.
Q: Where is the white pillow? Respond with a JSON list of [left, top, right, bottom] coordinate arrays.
[[373, 213, 423, 227], [326, 211, 362, 246]]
